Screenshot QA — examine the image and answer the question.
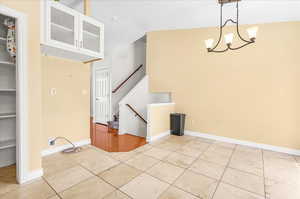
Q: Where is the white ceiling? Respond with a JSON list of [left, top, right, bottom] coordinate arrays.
[[63, 0, 300, 53]]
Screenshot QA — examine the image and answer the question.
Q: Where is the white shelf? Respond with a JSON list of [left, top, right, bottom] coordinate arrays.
[[51, 22, 73, 32], [0, 89, 16, 92], [0, 113, 16, 119], [0, 37, 6, 44], [0, 139, 16, 150], [0, 61, 15, 66], [83, 30, 99, 38]]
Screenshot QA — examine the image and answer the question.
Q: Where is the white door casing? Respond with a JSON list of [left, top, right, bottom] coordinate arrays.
[[94, 69, 111, 124]]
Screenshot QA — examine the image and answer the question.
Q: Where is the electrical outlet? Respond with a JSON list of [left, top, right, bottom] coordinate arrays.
[[50, 88, 57, 96], [48, 138, 56, 146]]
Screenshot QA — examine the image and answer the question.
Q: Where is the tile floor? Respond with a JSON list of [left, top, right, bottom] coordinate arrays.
[[1, 135, 300, 199]]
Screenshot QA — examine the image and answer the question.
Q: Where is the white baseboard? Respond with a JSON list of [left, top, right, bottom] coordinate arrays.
[[147, 130, 170, 143], [185, 130, 300, 156], [41, 139, 91, 157], [19, 169, 44, 184]]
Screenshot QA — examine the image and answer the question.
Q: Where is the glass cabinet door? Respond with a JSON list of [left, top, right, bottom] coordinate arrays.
[[79, 16, 104, 57], [48, 2, 78, 50]]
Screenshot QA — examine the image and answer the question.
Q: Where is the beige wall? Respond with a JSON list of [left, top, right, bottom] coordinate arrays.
[[42, 56, 90, 149], [147, 21, 300, 150], [0, 0, 91, 172], [148, 103, 175, 138]]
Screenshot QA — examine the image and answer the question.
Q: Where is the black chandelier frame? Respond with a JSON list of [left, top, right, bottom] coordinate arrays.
[[207, 1, 255, 53]]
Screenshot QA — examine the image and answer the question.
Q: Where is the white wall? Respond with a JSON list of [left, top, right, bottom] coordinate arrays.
[[119, 76, 170, 137]]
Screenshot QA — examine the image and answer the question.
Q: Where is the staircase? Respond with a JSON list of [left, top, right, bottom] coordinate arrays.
[[108, 64, 170, 138]]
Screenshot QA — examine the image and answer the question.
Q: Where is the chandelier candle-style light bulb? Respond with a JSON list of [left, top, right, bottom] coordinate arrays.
[[247, 26, 258, 41], [205, 39, 214, 50], [224, 33, 234, 45]]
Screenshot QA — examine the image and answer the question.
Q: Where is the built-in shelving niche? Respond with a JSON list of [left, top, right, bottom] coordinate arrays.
[[0, 13, 16, 169]]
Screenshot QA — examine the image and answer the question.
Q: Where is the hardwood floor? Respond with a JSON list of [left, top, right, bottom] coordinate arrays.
[[91, 123, 147, 152]]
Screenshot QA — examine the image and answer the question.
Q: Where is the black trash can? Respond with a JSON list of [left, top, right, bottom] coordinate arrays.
[[170, 113, 186, 136]]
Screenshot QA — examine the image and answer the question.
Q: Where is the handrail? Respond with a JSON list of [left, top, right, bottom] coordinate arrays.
[[126, 104, 147, 124], [112, 64, 143, 93]]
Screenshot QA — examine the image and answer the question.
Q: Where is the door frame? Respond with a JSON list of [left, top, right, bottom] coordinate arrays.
[[92, 67, 112, 124], [0, 5, 29, 184]]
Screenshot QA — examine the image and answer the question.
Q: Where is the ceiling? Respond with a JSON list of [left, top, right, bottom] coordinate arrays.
[[61, 0, 300, 54]]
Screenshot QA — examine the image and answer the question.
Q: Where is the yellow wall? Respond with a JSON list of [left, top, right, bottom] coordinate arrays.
[[0, 0, 91, 172], [148, 103, 175, 138], [147, 21, 300, 150], [42, 56, 90, 149]]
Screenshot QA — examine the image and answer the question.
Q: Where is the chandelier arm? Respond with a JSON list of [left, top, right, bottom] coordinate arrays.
[[236, 1, 252, 43], [208, 46, 230, 53], [210, 3, 223, 51], [222, 19, 237, 28], [228, 41, 254, 50]]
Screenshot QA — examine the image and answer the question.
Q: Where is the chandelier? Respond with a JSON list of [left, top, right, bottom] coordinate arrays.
[[205, 0, 258, 53]]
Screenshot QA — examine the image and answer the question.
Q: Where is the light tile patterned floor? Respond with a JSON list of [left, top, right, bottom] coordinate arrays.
[[1, 135, 300, 199]]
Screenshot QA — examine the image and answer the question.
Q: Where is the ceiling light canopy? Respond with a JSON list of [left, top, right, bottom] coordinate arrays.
[[205, 0, 258, 53]]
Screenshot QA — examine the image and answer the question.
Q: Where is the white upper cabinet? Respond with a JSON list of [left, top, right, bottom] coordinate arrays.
[[79, 16, 104, 58], [41, 0, 104, 62]]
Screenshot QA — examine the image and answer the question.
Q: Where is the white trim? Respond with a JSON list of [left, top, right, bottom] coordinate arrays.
[[148, 102, 175, 107], [0, 5, 29, 184], [146, 130, 170, 143], [185, 130, 300, 156], [20, 169, 44, 184], [41, 139, 91, 157]]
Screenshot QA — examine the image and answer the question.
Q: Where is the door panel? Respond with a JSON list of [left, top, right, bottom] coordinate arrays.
[[47, 2, 78, 50], [79, 15, 104, 57], [95, 70, 110, 124]]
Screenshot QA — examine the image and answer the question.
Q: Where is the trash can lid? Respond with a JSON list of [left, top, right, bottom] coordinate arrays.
[[171, 113, 186, 116]]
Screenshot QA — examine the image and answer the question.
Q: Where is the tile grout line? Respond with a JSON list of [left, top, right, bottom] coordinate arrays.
[[261, 150, 267, 199], [42, 176, 63, 199], [157, 138, 215, 198], [211, 144, 237, 199]]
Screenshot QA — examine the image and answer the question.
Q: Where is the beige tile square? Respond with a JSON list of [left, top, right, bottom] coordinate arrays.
[[263, 151, 300, 183], [265, 178, 300, 199], [59, 176, 115, 199], [103, 190, 131, 199], [155, 142, 182, 151], [183, 141, 211, 152], [120, 173, 169, 199], [45, 166, 93, 193], [174, 171, 218, 199], [42, 153, 77, 177], [0, 179, 55, 199], [76, 153, 120, 174], [158, 186, 198, 199], [176, 146, 205, 158], [165, 152, 196, 168], [167, 136, 194, 145], [189, 159, 225, 180], [126, 154, 159, 171], [213, 183, 264, 199], [110, 151, 140, 162], [147, 162, 185, 183], [213, 141, 236, 149], [229, 149, 263, 176], [99, 163, 141, 188], [49, 196, 60, 199], [143, 147, 172, 160], [200, 146, 233, 166], [222, 168, 265, 196], [194, 137, 216, 144], [133, 144, 153, 153]]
